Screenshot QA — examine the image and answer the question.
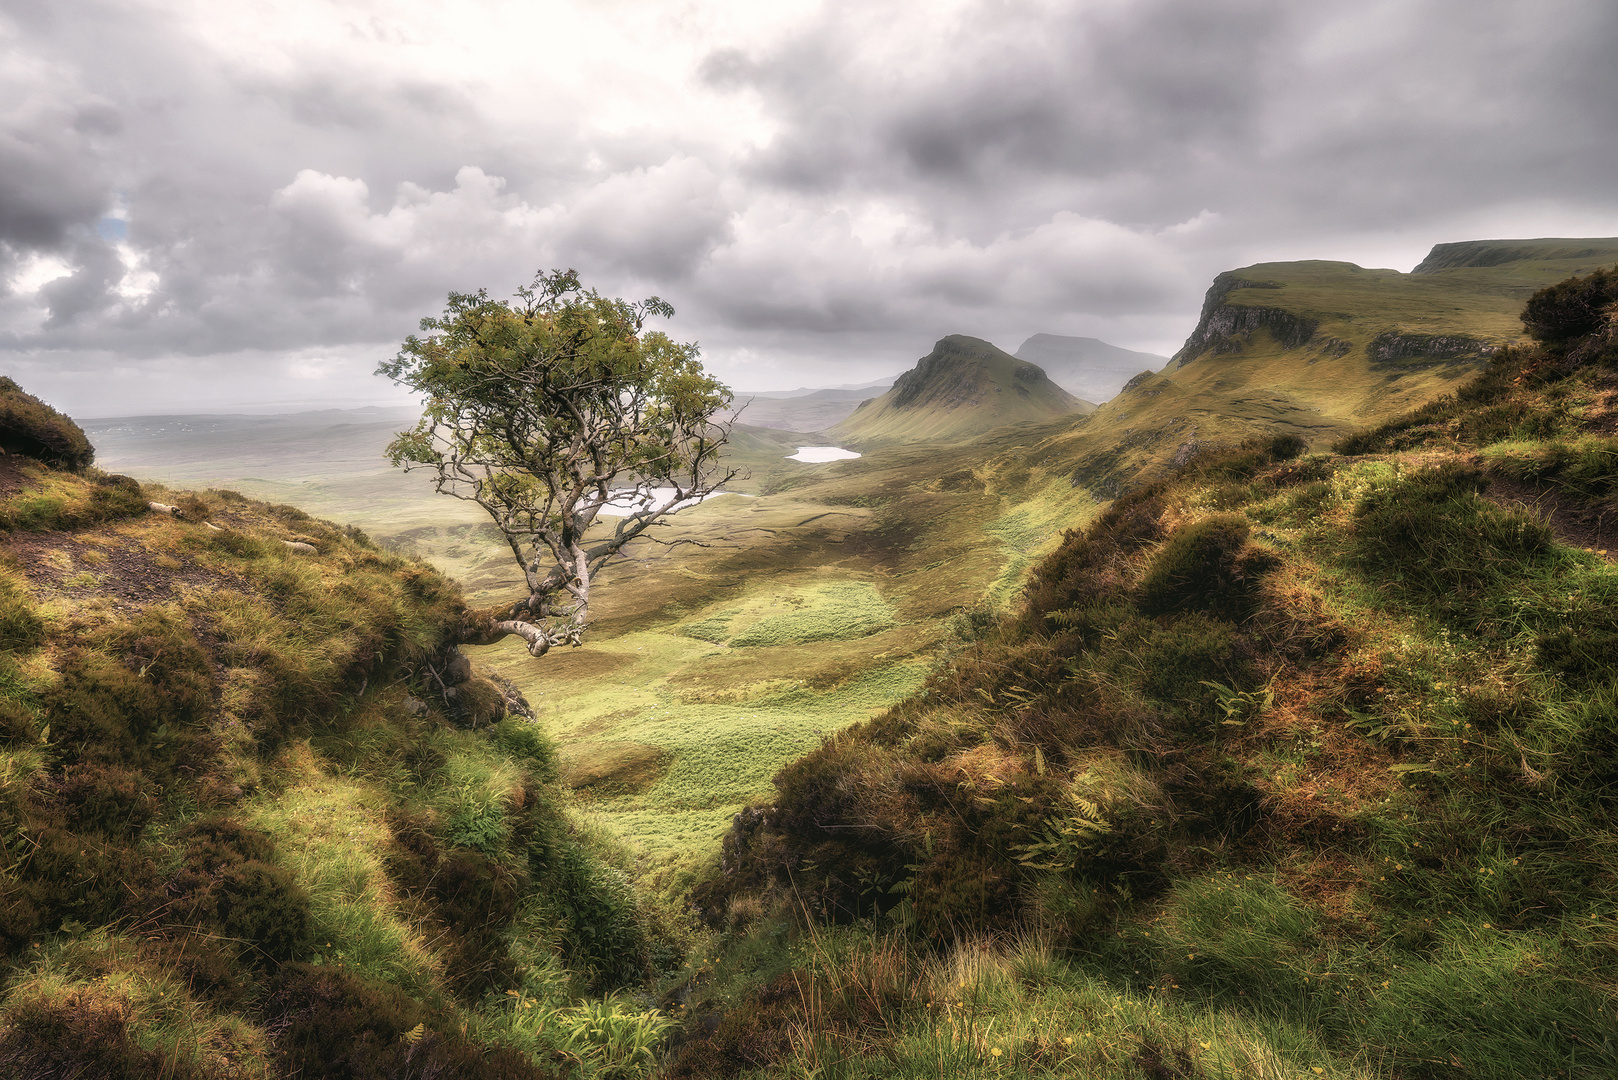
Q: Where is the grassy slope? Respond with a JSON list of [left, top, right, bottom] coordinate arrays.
[[81, 402, 1102, 899], [1023, 238, 1618, 498], [660, 278, 1618, 1079], [465, 431, 1101, 895], [0, 451, 691, 1078]]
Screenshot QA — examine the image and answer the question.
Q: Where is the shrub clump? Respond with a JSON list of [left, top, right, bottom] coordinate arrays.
[[1520, 265, 1618, 345], [169, 817, 312, 965], [0, 377, 94, 469], [43, 606, 216, 778], [0, 985, 191, 1080], [1137, 513, 1277, 620], [265, 963, 551, 1080]]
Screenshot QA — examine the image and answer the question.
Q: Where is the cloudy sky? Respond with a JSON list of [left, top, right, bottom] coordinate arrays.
[[4, 0, 1617, 417]]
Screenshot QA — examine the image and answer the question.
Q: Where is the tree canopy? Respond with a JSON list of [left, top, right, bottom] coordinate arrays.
[[378, 269, 736, 656]]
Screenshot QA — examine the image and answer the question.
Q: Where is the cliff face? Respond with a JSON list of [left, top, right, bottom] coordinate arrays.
[[1367, 330, 1492, 364], [991, 237, 1618, 501], [1170, 273, 1322, 366]]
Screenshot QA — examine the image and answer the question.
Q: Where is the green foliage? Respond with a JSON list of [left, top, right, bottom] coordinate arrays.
[[0, 377, 94, 469], [1012, 788, 1111, 872], [379, 268, 735, 650], [490, 989, 676, 1078], [535, 842, 651, 991], [1137, 513, 1276, 620], [493, 718, 561, 784], [1520, 265, 1618, 343]]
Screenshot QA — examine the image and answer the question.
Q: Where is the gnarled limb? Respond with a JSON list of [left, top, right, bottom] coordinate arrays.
[[381, 270, 739, 658]]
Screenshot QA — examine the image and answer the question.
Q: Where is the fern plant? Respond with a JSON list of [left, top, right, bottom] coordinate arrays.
[[1012, 789, 1111, 873]]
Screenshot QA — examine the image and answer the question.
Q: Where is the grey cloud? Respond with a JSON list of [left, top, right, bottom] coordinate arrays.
[[5, 0, 1618, 416], [707, 0, 1618, 237], [708, 0, 1280, 203], [559, 159, 736, 280], [0, 63, 116, 262]]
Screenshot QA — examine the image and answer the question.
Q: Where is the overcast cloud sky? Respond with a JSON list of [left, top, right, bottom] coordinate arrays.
[[3, 0, 1617, 416]]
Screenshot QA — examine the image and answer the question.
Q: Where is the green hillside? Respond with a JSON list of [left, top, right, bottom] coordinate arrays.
[[830, 336, 1091, 447], [661, 264, 1618, 1079], [0, 382, 688, 1078], [1030, 237, 1618, 497]]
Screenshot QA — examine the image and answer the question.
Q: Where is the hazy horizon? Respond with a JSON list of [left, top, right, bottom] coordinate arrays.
[[5, 0, 1617, 416]]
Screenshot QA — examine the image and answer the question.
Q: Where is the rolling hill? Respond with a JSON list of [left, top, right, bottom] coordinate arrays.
[[829, 335, 1093, 447], [1013, 333, 1169, 402], [0, 380, 687, 1077], [1026, 236, 1618, 496]]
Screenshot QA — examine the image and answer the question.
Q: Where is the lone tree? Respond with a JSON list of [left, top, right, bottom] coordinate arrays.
[[379, 269, 736, 663]]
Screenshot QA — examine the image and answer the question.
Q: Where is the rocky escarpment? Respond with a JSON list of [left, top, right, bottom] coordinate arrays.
[[1170, 273, 1319, 366], [1367, 330, 1493, 365]]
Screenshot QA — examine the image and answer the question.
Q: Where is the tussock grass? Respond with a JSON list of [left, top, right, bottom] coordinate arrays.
[[246, 745, 442, 995]]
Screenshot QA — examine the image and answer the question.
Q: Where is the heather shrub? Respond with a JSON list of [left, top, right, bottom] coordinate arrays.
[[1137, 513, 1276, 619], [1521, 265, 1618, 344], [266, 963, 551, 1080], [0, 985, 184, 1080], [215, 858, 313, 963], [0, 377, 94, 469], [56, 764, 157, 839]]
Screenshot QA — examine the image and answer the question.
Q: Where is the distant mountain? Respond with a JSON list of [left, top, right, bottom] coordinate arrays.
[[1025, 235, 1618, 496], [1012, 334, 1168, 402], [732, 383, 894, 432], [740, 377, 897, 400], [829, 335, 1093, 446]]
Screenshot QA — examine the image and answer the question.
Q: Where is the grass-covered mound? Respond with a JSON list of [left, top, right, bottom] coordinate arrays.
[[0, 378, 94, 471], [0, 417, 682, 1077], [660, 272, 1618, 1079]]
